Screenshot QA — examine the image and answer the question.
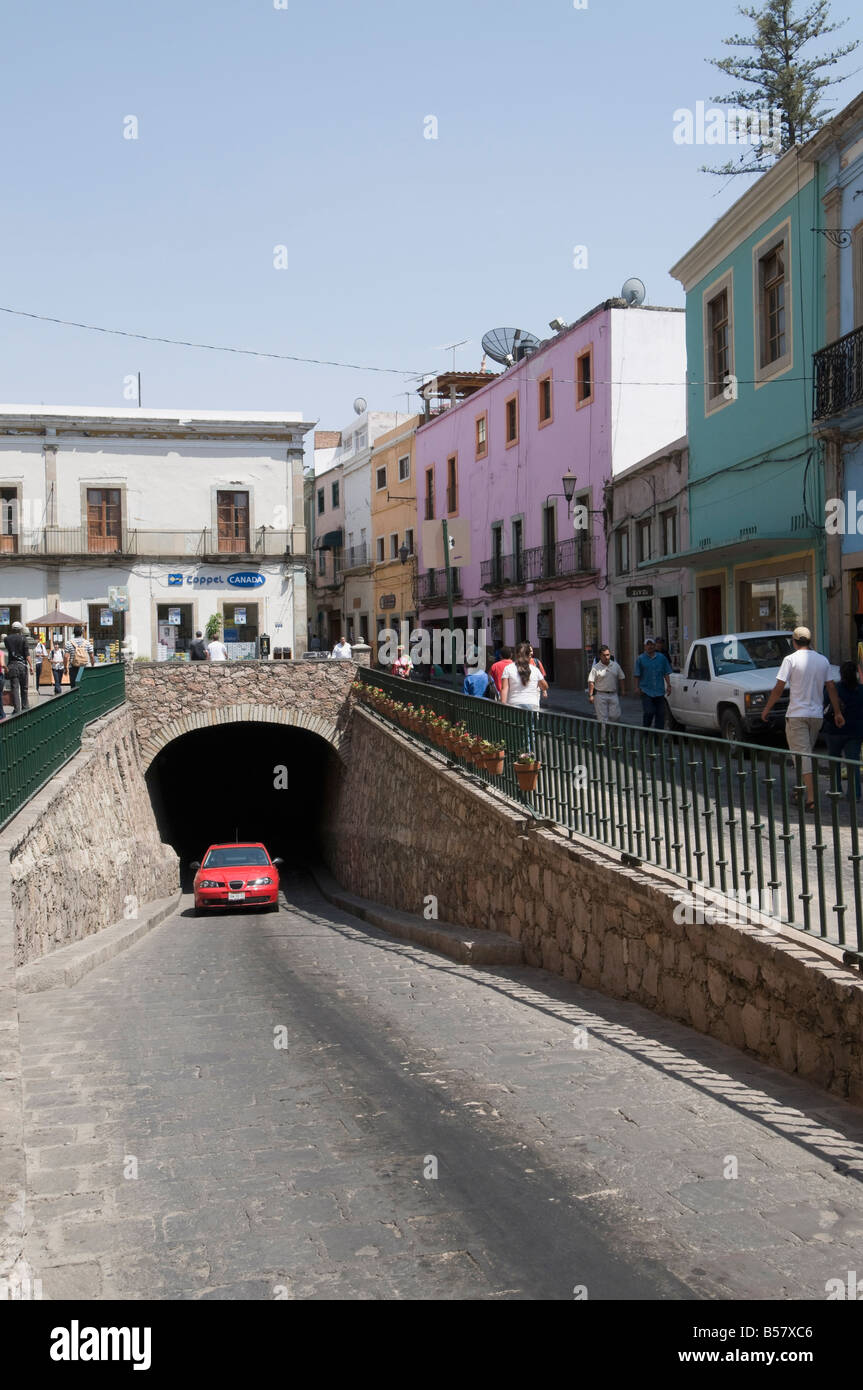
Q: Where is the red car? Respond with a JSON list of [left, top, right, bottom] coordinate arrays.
[[190, 843, 283, 915]]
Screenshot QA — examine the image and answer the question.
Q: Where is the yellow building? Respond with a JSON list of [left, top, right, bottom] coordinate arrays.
[[370, 415, 420, 665]]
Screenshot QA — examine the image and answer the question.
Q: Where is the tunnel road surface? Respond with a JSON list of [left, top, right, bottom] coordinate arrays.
[[18, 873, 863, 1300]]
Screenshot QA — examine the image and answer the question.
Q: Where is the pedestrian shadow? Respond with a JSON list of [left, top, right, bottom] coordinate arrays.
[[282, 873, 863, 1183]]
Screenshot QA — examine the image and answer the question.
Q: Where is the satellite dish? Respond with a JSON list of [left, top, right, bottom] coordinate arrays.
[[353, 396, 367, 415], [481, 327, 541, 366], [621, 278, 646, 307]]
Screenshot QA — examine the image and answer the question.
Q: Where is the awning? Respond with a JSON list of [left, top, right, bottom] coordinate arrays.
[[26, 608, 82, 627], [314, 528, 343, 550], [645, 533, 820, 572]]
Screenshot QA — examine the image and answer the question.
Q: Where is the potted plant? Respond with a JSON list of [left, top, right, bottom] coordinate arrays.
[[480, 739, 506, 775], [205, 613, 222, 642], [514, 750, 541, 792]]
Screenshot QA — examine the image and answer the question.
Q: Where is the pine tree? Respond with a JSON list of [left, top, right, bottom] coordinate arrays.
[[701, 0, 859, 175]]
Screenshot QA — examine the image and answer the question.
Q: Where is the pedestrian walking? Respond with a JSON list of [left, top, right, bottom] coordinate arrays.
[[501, 641, 548, 751], [64, 625, 94, 689], [189, 631, 209, 661], [4, 621, 34, 713], [33, 638, 48, 693], [762, 626, 843, 811], [462, 662, 491, 698], [489, 646, 512, 696], [332, 638, 352, 659], [391, 645, 413, 678], [0, 644, 6, 719], [823, 660, 863, 801], [50, 638, 65, 694], [207, 634, 228, 662], [634, 637, 672, 729], [588, 645, 626, 731]]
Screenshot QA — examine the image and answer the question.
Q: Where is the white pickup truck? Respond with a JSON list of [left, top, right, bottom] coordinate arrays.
[[666, 631, 839, 743]]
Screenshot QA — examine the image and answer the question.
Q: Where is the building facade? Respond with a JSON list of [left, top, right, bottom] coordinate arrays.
[[607, 437, 691, 673], [309, 452, 345, 648], [334, 410, 405, 645], [0, 406, 313, 660], [369, 415, 420, 662], [670, 146, 826, 648], [414, 303, 686, 686]]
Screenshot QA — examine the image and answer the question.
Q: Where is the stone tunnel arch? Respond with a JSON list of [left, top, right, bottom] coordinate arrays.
[[137, 703, 348, 773]]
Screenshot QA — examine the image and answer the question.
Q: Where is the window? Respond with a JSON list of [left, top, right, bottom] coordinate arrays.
[[318, 550, 327, 575], [708, 289, 729, 397], [424, 467, 435, 520], [760, 245, 786, 366], [398, 455, 410, 482], [87, 487, 122, 553], [355, 429, 367, 451], [616, 528, 630, 574], [576, 348, 593, 406], [637, 518, 651, 563], [512, 517, 524, 583], [317, 488, 325, 514], [404, 528, 414, 555], [376, 465, 387, 491], [331, 480, 339, 508], [689, 645, 711, 681], [216, 489, 250, 554], [661, 509, 677, 556], [753, 222, 791, 383], [389, 533, 399, 560], [0, 486, 19, 553], [376, 537, 385, 563], [342, 436, 352, 455], [505, 395, 518, 446], [475, 412, 487, 459], [538, 373, 553, 426], [446, 455, 458, 513]]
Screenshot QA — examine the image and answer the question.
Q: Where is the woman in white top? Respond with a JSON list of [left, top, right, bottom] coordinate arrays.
[[501, 642, 549, 710], [33, 639, 49, 692]]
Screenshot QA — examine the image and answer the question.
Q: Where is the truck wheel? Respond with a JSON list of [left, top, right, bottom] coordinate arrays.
[[719, 708, 744, 744]]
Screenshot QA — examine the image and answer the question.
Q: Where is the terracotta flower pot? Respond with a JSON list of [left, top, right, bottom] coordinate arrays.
[[514, 760, 541, 792], [484, 752, 505, 776]]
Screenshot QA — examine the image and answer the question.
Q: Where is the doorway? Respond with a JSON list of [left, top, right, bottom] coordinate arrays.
[[699, 584, 723, 637], [537, 607, 555, 682], [616, 603, 631, 677]]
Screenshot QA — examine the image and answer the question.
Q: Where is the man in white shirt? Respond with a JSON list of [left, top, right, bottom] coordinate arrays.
[[762, 626, 843, 810], [332, 639, 352, 659], [588, 646, 626, 729], [207, 637, 228, 662]]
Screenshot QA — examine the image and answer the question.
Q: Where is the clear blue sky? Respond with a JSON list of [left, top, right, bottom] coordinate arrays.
[[1, 0, 859, 436]]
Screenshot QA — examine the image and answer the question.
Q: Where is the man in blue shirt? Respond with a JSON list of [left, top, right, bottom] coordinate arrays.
[[463, 664, 491, 698], [634, 637, 672, 729]]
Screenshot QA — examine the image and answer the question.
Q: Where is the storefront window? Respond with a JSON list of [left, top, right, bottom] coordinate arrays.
[[740, 574, 809, 633], [223, 602, 258, 659], [88, 604, 125, 663], [157, 603, 193, 658]]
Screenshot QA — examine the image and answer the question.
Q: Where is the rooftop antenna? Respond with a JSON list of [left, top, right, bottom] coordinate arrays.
[[137, 372, 142, 408], [434, 339, 469, 371]]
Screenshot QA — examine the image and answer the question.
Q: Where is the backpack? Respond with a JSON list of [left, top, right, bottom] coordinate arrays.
[[72, 640, 90, 667]]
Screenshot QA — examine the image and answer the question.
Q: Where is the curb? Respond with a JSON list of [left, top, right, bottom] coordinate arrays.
[[16, 893, 181, 993], [308, 863, 523, 967]]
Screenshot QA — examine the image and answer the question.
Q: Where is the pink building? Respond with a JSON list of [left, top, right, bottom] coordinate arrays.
[[415, 300, 685, 687]]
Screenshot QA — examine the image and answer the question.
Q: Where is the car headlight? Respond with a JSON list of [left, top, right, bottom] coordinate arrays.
[[745, 693, 766, 710], [247, 877, 274, 886], [198, 879, 223, 888]]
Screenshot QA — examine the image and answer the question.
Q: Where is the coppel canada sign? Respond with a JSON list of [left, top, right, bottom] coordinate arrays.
[[167, 572, 266, 588]]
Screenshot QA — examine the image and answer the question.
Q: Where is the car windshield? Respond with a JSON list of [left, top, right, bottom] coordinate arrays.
[[710, 636, 794, 676], [203, 848, 270, 867]]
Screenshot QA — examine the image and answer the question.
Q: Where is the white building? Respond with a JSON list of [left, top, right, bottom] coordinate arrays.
[[0, 405, 314, 661]]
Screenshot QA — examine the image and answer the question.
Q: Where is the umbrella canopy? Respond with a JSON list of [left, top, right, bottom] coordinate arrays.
[[26, 609, 82, 627]]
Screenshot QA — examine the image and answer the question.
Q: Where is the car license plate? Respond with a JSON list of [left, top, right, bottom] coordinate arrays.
[[228, 892, 245, 901]]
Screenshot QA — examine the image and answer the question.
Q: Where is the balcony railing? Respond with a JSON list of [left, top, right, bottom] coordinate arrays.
[[1, 527, 295, 558], [418, 567, 462, 602], [523, 536, 593, 582], [480, 551, 526, 590], [813, 325, 863, 422], [336, 542, 369, 574]]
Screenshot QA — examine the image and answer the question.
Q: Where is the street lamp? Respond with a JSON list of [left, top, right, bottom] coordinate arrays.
[[545, 471, 578, 517]]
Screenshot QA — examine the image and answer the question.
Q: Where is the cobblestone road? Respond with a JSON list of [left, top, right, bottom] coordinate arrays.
[[17, 872, 863, 1300]]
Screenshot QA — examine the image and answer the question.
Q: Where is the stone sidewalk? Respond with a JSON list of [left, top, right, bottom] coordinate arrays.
[[16, 873, 863, 1300]]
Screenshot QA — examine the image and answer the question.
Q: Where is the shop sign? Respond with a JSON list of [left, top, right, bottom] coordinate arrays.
[[234, 607, 247, 626], [108, 586, 129, 612], [379, 594, 396, 610], [626, 585, 654, 599], [166, 572, 265, 588], [100, 609, 113, 626], [168, 608, 182, 626], [0, 607, 9, 625]]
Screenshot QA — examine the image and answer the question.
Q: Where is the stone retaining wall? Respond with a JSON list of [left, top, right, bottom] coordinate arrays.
[[323, 710, 863, 1104], [6, 707, 179, 967]]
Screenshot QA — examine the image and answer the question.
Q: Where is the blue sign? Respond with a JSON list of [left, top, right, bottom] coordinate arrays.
[[168, 573, 183, 586], [227, 572, 265, 588]]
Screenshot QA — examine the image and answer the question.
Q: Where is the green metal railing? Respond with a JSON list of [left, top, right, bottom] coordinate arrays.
[[0, 664, 127, 830], [357, 668, 863, 962]]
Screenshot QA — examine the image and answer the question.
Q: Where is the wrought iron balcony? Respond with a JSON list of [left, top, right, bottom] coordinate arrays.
[[336, 542, 369, 574], [480, 551, 526, 590], [813, 325, 863, 423], [418, 567, 463, 602], [2, 526, 295, 558], [522, 536, 593, 582]]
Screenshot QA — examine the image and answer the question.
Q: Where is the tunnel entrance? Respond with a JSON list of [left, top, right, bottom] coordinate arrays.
[[146, 722, 340, 887]]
